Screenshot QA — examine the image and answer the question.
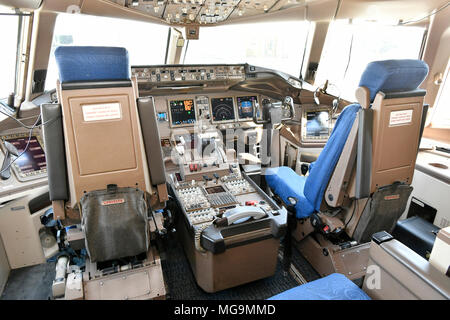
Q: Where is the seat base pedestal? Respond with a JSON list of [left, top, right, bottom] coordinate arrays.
[[295, 234, 370, 280]]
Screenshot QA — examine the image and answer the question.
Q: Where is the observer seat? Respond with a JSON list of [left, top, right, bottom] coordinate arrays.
[[42, 45, 167, 263]]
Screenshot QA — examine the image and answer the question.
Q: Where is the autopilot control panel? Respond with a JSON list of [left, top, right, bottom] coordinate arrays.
[[132, 64, 246, 85]]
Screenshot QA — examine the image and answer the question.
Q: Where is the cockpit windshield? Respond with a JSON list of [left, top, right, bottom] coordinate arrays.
[[183, 20, 310, 77], [45, 13, 170, 90], [45, 15, 310, 90]]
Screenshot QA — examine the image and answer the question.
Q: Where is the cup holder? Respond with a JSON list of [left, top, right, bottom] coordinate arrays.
[[428, 162, 448, 169]]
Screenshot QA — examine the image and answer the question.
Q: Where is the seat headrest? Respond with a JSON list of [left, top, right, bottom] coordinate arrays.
[[358, 59, 429, 102], [54, 46, 130, 84]]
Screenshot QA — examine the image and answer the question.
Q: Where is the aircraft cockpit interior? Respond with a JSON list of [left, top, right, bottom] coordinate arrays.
[[0, 0, 449, 307]]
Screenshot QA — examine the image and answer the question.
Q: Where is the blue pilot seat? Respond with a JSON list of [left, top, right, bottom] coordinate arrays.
[[54, 46, 130, 83]]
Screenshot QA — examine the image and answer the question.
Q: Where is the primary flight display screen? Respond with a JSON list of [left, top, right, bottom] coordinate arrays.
[[236, 96, 256, 120], [306, 111, 330, 137], [3, 135, 47, 178], [169, 99, 196, 126], [211, 97, 235, 122]]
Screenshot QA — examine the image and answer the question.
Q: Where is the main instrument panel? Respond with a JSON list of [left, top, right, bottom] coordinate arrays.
[[155, 92, 275, 135]]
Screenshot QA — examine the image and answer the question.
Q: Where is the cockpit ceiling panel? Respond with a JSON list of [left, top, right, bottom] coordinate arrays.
[[109, 0, 295, 25], [82, 0, 447, 26]]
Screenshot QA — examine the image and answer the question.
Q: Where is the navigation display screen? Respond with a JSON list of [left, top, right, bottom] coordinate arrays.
[[4, 135, 46, 175], [211, 97, 235, 122], [306, 111, 330, 137], [169, 99, 196, 126], [237, 96, 256, 120]]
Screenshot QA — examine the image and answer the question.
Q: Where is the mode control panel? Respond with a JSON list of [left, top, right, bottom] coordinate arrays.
[[132, 65, 246, 84]]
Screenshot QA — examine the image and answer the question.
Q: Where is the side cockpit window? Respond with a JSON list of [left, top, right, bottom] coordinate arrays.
[[315, 20, 426, 102], [430, 61, 450, 129], [0, 5, 20, 99], [45, 13, 170, 90]]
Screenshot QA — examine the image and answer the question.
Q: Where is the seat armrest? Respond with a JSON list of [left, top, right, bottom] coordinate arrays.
[[363, 232, 450, 300]]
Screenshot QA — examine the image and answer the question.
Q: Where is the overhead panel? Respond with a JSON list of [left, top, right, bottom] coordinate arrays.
[[109, 0, 303, 25]]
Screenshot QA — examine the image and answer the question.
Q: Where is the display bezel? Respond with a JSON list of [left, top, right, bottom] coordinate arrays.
[[210, 96, 237, 124], [301, 106, 332, 143], [167, 98, 197, 128], [236, 95, 258, 121]]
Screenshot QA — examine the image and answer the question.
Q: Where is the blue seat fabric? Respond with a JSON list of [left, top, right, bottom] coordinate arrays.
[[359, 59, 429, 102], [268, 273, 371, 300], [54, 46, 130, 83], [266, 103, 361, 219]]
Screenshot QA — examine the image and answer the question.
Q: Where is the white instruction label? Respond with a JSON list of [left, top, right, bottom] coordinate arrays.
[[82, 103, 121, 122], [389, 109, 413, 126]]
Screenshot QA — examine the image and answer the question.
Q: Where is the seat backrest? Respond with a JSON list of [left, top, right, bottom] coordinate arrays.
[[325, 60, 429, 209], [360, 60, 429, 193], [304, 103, 361, 213], [54, 46, 152, 207]]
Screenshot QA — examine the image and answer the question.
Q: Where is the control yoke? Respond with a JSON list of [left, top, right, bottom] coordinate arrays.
[[252, 96, 295, 125], [252, 96, 295, 193]]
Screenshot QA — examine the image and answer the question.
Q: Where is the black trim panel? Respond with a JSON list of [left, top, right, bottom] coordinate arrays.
[[61, 80, 132, 90], [381, 89, 427, 100]]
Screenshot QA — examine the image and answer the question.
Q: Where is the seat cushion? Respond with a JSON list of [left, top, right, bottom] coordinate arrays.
[[54, 46, 130, 83], [359, 59, 429, 102], [266, 166, 314, 219], [268, 273, 371, 300]]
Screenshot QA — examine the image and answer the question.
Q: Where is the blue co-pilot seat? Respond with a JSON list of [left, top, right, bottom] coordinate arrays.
[[266, 103, 360, 218], [266, 59, 429, 219], [269, 273, 371, 300]]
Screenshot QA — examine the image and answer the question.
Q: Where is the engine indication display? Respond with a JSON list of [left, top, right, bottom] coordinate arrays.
[[211, 97, 235, 123], [237, 96, 257, 120], [169, 99, 196, 126]]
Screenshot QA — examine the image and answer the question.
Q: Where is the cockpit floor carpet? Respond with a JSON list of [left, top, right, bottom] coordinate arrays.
[[0, 235, 320, 300], [159, 233, 313, 300], [289, 245, 321, 282], [1, 262, 55, 300]]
